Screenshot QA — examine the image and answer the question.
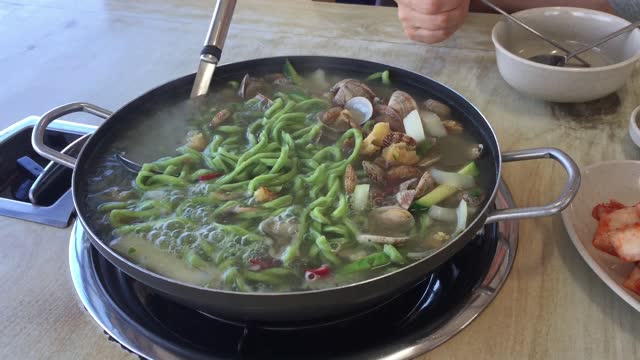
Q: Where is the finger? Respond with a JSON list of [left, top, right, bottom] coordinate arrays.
[[403, 26, 456, 44], [398, 2, 468, 31], [395, 0, 462, 14]]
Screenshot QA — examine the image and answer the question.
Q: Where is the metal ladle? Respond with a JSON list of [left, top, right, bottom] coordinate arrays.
[[481, 0, 591, 67], [117, 0, 237, 173], [529, 19, 640, 67]]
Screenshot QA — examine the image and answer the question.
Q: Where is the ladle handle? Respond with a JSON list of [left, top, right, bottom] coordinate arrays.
[[567, 19, 640, 60], [191, 0, 237, 98], [481, 0, 590, 66]]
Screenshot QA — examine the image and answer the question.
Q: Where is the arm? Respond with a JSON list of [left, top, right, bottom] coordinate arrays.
[[398, 0, 616, 45]]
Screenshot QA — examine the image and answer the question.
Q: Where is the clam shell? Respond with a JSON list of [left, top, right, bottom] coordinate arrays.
[[382, 132, 417, 149], [368, 206, 416, 235], [344, 96, 373, 124], [388, 91, 417, 119], [330, 79, 376, 106], [423, 99, 452, 118], [415, 171, 436, 198], [362, 161, 386, 185], [344, 164, 357, 194]]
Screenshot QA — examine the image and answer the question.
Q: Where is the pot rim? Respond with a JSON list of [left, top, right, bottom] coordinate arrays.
[[68, 55, 504, 298]]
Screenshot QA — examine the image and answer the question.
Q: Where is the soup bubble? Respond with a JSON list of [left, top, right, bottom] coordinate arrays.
[[155, 236, 171, 249], [178, 232, 197, 246], [163, 219, 185, 231], [147, 230, 161, 242]]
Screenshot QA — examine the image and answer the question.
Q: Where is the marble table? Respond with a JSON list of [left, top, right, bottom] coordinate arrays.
[[0, 0, 638, 359]]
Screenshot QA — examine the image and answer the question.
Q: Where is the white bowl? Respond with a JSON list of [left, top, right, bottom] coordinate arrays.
[[629, 105, 640, 148], [561, 161, 640, 311], [491, 7, 640, 103]]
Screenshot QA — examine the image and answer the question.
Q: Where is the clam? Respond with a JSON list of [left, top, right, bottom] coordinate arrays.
[[382, 132, 417, 149], [238, 74, 264, 99], [344, 96, 373, 124], [259, 216, 299, 243], [396, 190, 416, 210], [388, 91, 417, 119], [373, 104, 404, 132], [415, 171, 436, 198], [344, 164, 357, 194], [398, 178, 418, 191], [387, 165, 421, 183], [357, 234, 409, 246], [186, 131, 207, 152], [330, 79, 376, 106], [210, 109, 232, 128], [368, 206, 416, 235], [321, 107, 352, 132], [423, 99, 452, 118], [442, 120, 463, 135], [362, 161, 386, 186], [373, 156, 387, 169]]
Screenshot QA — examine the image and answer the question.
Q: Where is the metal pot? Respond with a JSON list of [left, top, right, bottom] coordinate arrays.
[[32, 56, 580, 322]]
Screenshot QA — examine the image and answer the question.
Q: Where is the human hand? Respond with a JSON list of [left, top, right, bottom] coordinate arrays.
[[396, 0, 471, 44]]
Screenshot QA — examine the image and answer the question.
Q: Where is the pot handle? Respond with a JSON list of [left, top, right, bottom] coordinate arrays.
[[31, 102, 112, 169], [485, 147, 580, 224]]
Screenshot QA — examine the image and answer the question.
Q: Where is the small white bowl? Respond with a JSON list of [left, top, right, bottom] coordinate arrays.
[[629, 105, 640, 148], [491, 7, 640, 103], [561, 161, 640, 311]]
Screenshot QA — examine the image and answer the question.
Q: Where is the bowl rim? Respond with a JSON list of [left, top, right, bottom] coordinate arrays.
[[560, 159, 640, 312], [491, 6, 640, 72], [629, 105, 640, 147]]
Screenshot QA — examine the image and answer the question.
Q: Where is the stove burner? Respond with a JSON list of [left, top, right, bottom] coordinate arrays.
[[70, 181, 518, 360], [0, 116, 95, 227]]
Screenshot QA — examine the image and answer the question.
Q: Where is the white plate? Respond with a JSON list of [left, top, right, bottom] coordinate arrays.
[[561, 160, 640, 312]]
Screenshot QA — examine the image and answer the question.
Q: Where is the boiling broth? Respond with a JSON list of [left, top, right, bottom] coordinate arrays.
[[85, 61, 491, 292]]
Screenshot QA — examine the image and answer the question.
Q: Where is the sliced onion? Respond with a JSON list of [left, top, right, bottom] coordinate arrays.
[[403, 110, 427, 144], [427, 205, 457, 222], [351, 184, 370, 212], [421, 111, 447, 138], [454, 200, 468, 235], [430, 168, 475, 189]]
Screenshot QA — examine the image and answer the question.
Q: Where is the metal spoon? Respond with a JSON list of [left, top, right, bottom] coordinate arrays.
[[190, 0, 237, 98], [528, 19, 640, 67], [481, 0, 591, 67], [116, 0, 237, 173], [115, 153, 145, 173]]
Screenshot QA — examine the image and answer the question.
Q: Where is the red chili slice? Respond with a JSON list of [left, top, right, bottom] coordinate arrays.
[[199, 172, 223, 181], [305, 264, 330, 281]]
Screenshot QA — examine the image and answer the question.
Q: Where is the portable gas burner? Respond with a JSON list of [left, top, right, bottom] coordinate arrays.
[[69, 182, 517, 360], [0, 116, 94, 227]]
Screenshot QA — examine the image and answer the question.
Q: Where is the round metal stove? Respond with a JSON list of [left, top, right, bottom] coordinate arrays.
[[70, 180, 518, 360]]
